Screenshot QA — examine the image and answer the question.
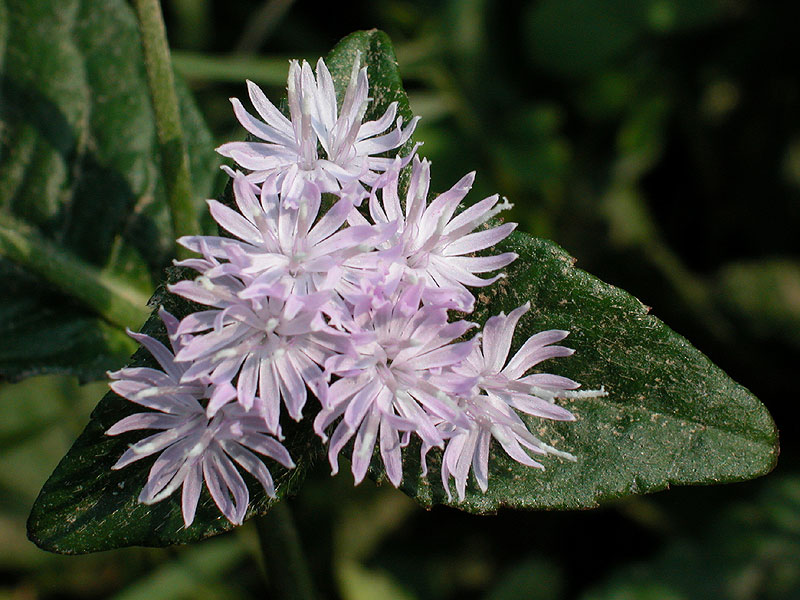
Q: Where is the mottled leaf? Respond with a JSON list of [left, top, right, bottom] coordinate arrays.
[[27, 27, 778, 554]]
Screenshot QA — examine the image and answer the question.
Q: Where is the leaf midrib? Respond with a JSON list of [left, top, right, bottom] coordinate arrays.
[[569, 394, 776, 447]]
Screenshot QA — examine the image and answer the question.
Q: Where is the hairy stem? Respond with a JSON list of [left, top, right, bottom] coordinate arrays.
[[134, 0, 198, 255], [255, 503, 316, 600], [0, 212, 151, 330]]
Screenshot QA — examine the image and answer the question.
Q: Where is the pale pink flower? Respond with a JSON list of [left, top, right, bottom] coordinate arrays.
[[314, 285, 477, 487], [169, 270, 346, 435], [217, 58, 418, 192], [440, 302, 606, 500], [106, 309, 294, 527], [351, 157, 518, 311], [177, 172, 388, 307]]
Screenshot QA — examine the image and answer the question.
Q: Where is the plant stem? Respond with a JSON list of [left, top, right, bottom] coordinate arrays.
[[170, 37, 436, 86], [172, 50, 295, 85], [133, 0, 198, 255], [254, 502, 316, 600], [0, 212, 151, 330]]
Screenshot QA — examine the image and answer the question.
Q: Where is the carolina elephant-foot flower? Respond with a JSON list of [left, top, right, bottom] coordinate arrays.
[[106, 309, 295, 527], [314, 284, 477, 487], [169, 277, 346, 436], [351, 156, 518, 311], [177, 172, 390, 307], [440, 302, 606, 501], [217, 57, 419, 193]]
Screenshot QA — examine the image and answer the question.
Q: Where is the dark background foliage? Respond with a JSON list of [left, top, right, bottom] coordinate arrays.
[[2, 0, 799, 598]]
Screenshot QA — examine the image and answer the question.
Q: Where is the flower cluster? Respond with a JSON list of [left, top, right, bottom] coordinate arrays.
[[108, 55, 605, 526]]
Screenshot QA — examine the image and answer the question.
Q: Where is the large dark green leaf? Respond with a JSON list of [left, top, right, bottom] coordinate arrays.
[[334, 33, 776, 507], [393, 232, 778, 510], [0, 0, 216, 381], [27, 27, 778, 553], [27, 29, 411, 553]]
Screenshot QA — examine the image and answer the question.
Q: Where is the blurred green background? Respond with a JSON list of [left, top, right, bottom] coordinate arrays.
[[3, 0, 800, 597]]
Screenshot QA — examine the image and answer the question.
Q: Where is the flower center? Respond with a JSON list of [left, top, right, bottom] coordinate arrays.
[[287, 251, 307, 274], [407, 250, 430, 269]]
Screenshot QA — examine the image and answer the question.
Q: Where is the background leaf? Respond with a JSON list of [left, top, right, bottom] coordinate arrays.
[[0, 0, 217, 381], [580, 476, 800, 600], [393, 232, 778, 510], [716, 258, 800, 350], [524, 0, 724, 77]]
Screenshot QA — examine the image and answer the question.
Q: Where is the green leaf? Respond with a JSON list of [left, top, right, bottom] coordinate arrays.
[[525, 0, 647, 77], [27, 26, 778, 554], [0, 0, 216, 381], [109, 536, 247, 600], [0, 375, 108, 569], [0, 259, 143, 382], [524, 0, 727, 77], [485, 557, 563, 600], [26, 29, 409, 554], [326, 30, 414, 125], [394, 233, 778, 510]]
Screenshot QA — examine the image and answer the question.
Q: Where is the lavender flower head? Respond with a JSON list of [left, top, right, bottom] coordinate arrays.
[[106, 309, 294, 527], [177, 171, 388, 305], [441, 303, 606, 501], [217, 57, 419, 192], [167, 172, 378, 433], [350, 156, 518, 311], [314, 283, 477, 487]]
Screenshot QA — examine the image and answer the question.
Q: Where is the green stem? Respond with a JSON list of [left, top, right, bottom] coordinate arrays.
[[254, 503, 316, 600], [0, 212, 151, 330], [172, 50, 296, 85], [170, 37, 436, 86], [134, 0, 198, 255]]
